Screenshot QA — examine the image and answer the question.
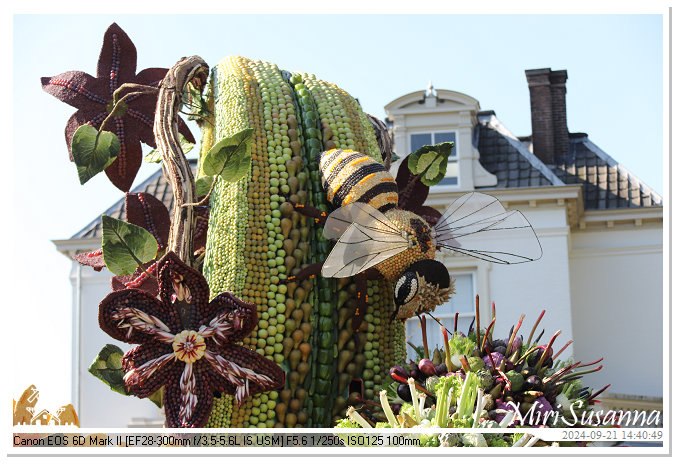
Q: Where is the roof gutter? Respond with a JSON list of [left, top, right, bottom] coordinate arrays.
[[52, 238, 100, 258], [426, 184, 584, 227], [426, 184, 582, 206]]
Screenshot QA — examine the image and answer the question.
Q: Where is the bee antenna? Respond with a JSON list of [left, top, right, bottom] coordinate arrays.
[[426, 312, 452, 336]]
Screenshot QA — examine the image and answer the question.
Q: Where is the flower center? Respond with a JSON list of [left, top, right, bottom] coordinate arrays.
[[172, 330, 206, 364]]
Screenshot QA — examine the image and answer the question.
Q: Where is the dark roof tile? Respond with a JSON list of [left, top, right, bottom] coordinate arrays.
[[476, 115, 558, 189], [551, 137, 662, 209], [476, 114, 661, 210]]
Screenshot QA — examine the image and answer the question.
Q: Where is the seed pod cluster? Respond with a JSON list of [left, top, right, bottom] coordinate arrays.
[[201, 57, 396, 427], [300, 73, 381, 160], [201, 56, 285, 427], [366, 280, 400, 398], [298, 71, 391, 426], [284, 71, 338, 427], [206, 395, 233, 427], [392, 316, 407, 367]]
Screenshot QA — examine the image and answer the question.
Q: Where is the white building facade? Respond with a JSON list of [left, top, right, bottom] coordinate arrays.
[[385, 70, 662, 403]]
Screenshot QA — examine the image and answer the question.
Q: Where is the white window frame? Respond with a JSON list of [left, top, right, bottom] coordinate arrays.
[[434, 269, 477, 326], [403, 258, 492, 362], [408, 130, 459, 186], [408, 130, 458, 158]]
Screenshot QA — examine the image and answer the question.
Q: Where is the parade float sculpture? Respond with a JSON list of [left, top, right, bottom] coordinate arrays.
[[42, 24, 609, 444]]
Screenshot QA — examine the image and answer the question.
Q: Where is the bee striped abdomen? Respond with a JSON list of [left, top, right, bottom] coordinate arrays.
[[319, 149, 398, 211]]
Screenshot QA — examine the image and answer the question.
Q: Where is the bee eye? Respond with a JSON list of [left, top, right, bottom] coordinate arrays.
[[394, 272, 418, 305]]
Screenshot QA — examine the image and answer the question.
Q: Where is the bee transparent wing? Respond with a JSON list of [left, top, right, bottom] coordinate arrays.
[[323, 202, 401, 240], [434, 192, 543, 264], [321, 222, 409, 278]]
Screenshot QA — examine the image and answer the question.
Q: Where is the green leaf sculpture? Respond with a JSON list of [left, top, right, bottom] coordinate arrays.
[[88, 344, 129, 396], [147, 388, 163, 409], [101, 215, 158, 276], [144, 133, 194, 163], [71, 124, 120, 184], [202, 128, 254, 182], [407, 141, 454, 186], [88, 344, 163, 407], [195, 175, 215, 197]]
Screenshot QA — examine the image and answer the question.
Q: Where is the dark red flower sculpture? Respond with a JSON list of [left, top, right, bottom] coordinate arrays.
[[74, 192, 209, 295], [41, 23, 195, 191], [395, 155, 443, 226], [99, 252, 285, 428]]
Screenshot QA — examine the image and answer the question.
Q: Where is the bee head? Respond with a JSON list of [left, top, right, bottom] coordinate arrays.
[[392, 259, 454, 320]]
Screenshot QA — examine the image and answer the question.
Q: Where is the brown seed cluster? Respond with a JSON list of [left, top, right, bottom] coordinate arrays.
[[122, 344, 179, 397], [157, 252, 211, 326], [163, 361, 214, 428], [374, 210, 436, 281], [99, 290, 180, 344]]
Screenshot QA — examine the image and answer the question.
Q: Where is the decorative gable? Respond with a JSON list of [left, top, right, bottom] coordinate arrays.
[[385, 85, 496, 190]]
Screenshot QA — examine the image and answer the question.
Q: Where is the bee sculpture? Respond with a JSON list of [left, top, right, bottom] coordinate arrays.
[[284, 149, 543, 331]]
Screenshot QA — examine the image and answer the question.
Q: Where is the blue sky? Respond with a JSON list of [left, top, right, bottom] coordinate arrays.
[[10, 13, 664, 411]]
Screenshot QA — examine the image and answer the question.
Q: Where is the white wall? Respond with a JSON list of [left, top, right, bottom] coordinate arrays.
[[70, 262, 163, 427], [569, 225, 663, 397], [484, 204, 575, 359]]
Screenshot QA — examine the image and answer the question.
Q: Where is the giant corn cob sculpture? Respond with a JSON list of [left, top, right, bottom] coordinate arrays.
[[199, 57, 402, 427]]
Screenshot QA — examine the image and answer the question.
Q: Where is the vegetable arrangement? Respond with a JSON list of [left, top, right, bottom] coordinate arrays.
[[336, 305, 609, 446], [198, 57, 403, 427]]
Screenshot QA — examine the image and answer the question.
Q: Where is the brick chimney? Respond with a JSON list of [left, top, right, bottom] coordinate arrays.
[[525, 68, 569, 164]]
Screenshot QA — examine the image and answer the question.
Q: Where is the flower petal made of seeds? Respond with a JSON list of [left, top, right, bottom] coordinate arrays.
[[199, 293, 258, 345], [97, 23, 137, 91], [125, 192, 170, 249], [122, 90, 161, 147], [206, 345, 285, 405], [122, 342, 179, 398], [104, 121, 143, 192], [163, 361, 214, 428], [99, 289, 180, 345], [177, 117, 196, 144], [157, 252, 211, 317], [395, 154, 430, 210], [177, 363, 198, 425], [410, 205, 443, 227], [134, 67, 168, 88], [40, 71, 109, 110], [111, 265, 159, 296], [73, 248, 106, 271]]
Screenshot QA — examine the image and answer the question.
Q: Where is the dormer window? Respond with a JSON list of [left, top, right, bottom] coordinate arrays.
[[409, 131, 458, 185], [385, 86, 497, 190]]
